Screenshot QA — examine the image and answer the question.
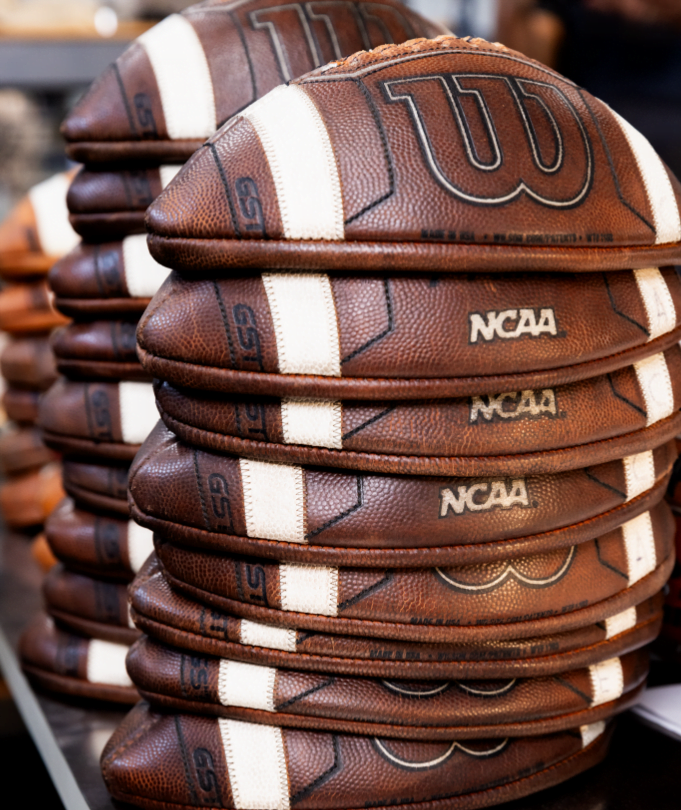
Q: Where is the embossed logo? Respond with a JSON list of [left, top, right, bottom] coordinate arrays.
[[469, 308, 559, 343], [383, 73, 592, 207], [439, 479, 530, 517], [469, 389, 558, 423]]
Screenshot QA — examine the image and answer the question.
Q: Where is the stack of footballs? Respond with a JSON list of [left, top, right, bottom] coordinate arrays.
[[18, 0, 442, 707], [0, 172, 76, 535], [98, 34, 681, 810]]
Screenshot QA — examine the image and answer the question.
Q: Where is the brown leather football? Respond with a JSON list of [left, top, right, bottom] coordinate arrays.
[[0, 464, 64, 529], [153, 344, 681, 476], [43, 564, 138, 645], [0, 281, 68, 334], [67, 165, 181, 240], [129, 423, 676, 567], [101, 702, 613, 810], [127, 635, 647, 741], [137, 268, 681, 400], [45, 497, 154, 579], [39, 378, 158, 460], [52, 321, 148, 382], [0, 425, 57, 475], [152, 499, 674, 643], [130, 555, 663, 680], [146, 36, 681, 274], [19, 614, 137, 704], [62, 0, 444, 164], [0, 171, 79, 279], [0, 335, 57, 390], [2, 387, 41, 424], [50, 238, 170, 317], [62, 458, 130, 516]]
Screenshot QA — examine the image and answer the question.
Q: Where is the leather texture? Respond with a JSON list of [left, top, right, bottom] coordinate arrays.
[[0, 464, 64, 528], [0, 335, 57, 390], [0, 281, 68, 334], [101, 702, 613, 810], [43, 564, 139, 644], [50, 242, 153, 316], [45, 497, 151, 579], [146, 37, 681, 274], [153, 344, 681, 476], [127, 634, 647, 740], [129, 422, 676, 567], [0, 425, 57, 475], [2, 387, 41, 424], [39, 378, 153, 461], [52, 321, 148, 381], [20, 614, 138, 704], [130, 555, 663, 680], [138, 268, 681, 400], [62, 0, 445, 164], [62, 458, 130, 516], [151, 499, 675, 642], [67, 165, 166, 240]]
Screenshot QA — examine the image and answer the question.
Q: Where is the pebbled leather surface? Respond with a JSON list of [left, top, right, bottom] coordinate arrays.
[[39, 378, 143, 461], [63, 0, 444, 163], [153, 343, 681, 475], [138, 268, 681, 399], [49, 241, 152, 317], [146, 36, 681, 272], [151, 499, 674, 642], [62, 458, 130, 516], [43, 564, 138, 644], [19, 614, 138, 703], [127, 634, 647, 740], [45, 497, 137, 579], [101, 702, 613, 810], [52, 320, 148, 381], [129, 422, 676, 566], [0, 335, 57, 390], [67, 165, 164, 240], [2, 387, 41, 424], [130, 555, 663, 680]]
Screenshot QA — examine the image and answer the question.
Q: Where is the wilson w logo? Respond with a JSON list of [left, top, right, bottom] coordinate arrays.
[[383, 73, 593, 208], [439, 479, 530, 517]]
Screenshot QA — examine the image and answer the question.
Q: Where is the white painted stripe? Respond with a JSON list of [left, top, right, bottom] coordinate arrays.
[[634, 268, 676, 340], [138, 14, 216, 140], [623, 450, 656, 502], [589, 657, 624, 707], [634, 352, 674, 426], [622, 511, 657, 586], [612, 110, 681, 244], [127, 603, 136, 629], [159, 164, 182, 189], [122, 234, 170, 298], [279, 564, 338, 616], [27, 172, 79, 257], [240, 459, 305, 543], [242, 84, 344, 240], [281, 400, 342, 448], [580, 720, 606, 748], [86, 640, 132, 687], [219, 719, 289, 810], [604, 606, 637, 639], [218, 659, 276, 712], [119, 381, 158, 445], [239, 620, 296, 653], [126, 521, 154, 573], [263, 274, 340, 376]]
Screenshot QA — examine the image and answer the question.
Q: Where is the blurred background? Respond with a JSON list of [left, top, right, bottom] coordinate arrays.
[[1, 0, 681, 219]]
